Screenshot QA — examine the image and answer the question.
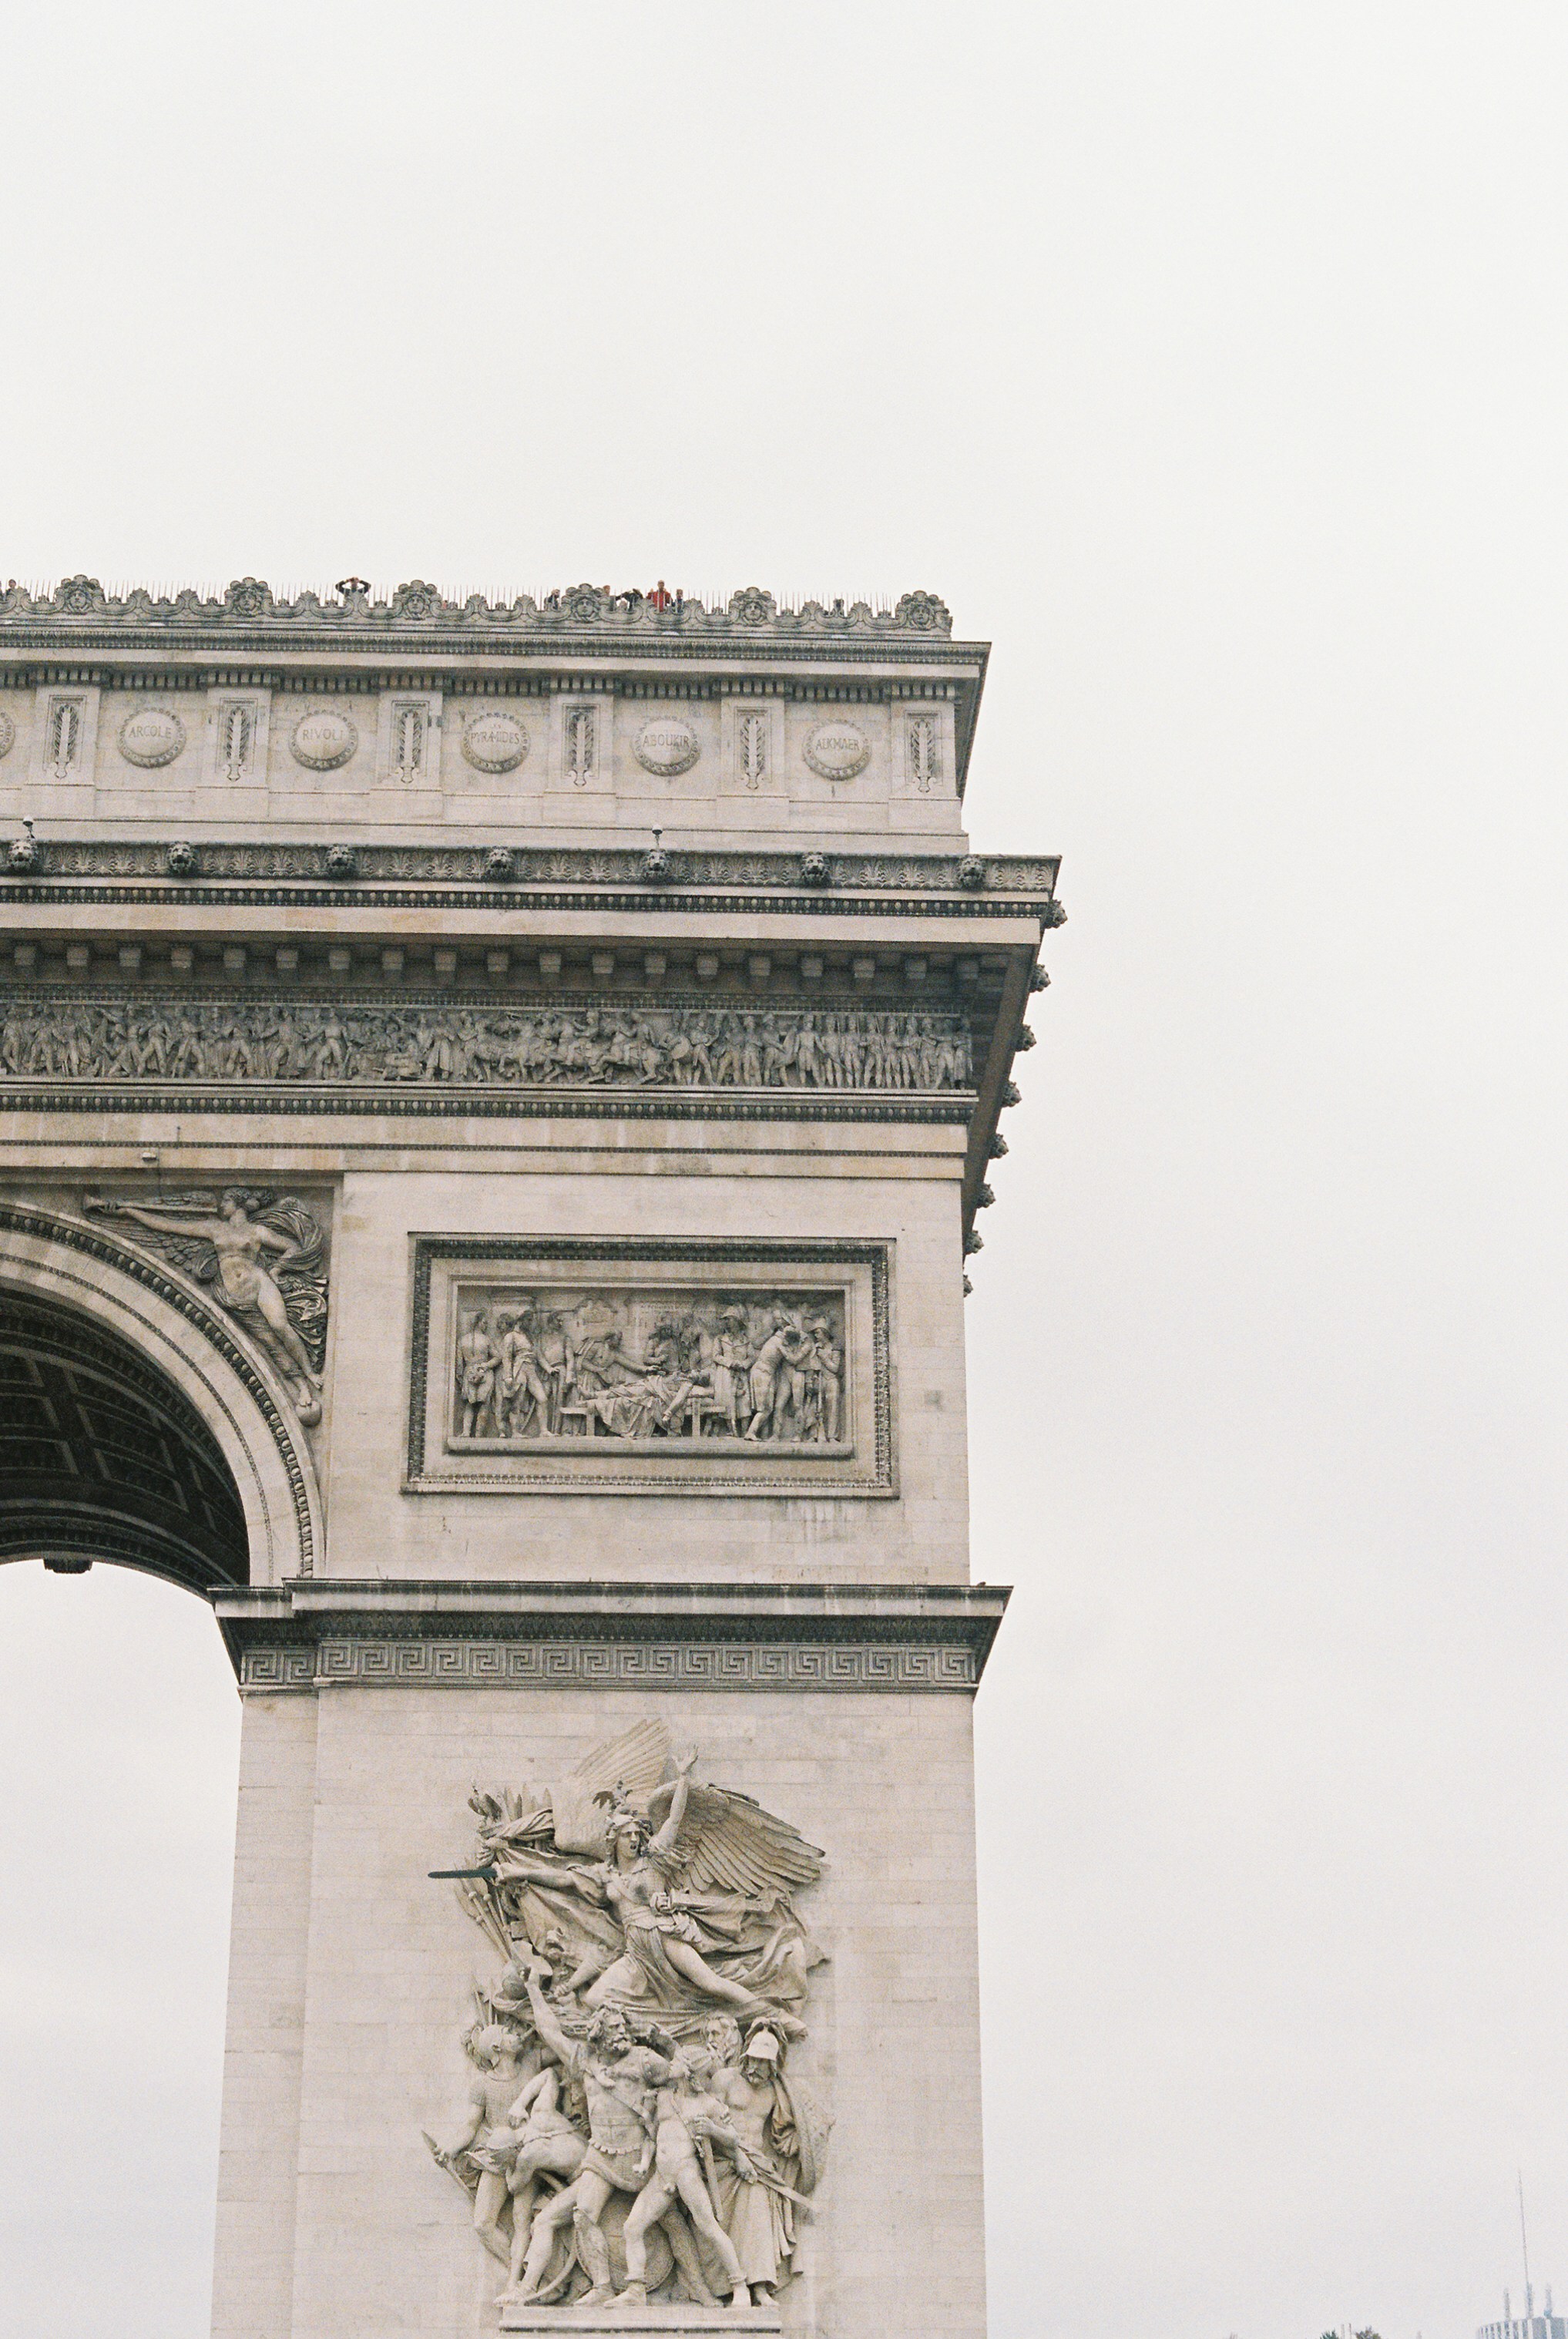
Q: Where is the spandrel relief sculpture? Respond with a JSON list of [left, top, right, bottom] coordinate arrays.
[[82, 1188, 328, 1423], [426, 1721, 829, 2319], [452, 1288, 845, 1450], [0, 999, 972, 1097]]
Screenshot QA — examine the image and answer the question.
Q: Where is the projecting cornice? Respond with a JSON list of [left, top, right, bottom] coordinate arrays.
[[0, 835, 1061, 906], [214, 1577, 1012, 1694]]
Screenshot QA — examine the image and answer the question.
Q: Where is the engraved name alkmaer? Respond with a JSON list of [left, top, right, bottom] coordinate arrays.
[[0, 1000, 972, 1094], [453, 1287, 845, 1450]]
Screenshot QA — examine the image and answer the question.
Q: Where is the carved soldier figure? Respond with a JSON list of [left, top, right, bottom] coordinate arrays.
[[496, 1308, 552, 1440], [619, 2051, 760, 2311], [427, 2023, 542, 2275], [509, 1984, 672, 2309], [805, 1314, 843, 1443], [744, 1319, 811, 1443], [457, 1310, 502, 1437], [704, 2025, 810, 2304], [499, 2063, 588, 2295], [709, 1308, 754, 1436]]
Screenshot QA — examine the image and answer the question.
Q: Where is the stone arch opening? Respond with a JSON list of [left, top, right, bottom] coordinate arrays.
[[0, 1207, 323, 1588], [0, 1288, 250, 1591]]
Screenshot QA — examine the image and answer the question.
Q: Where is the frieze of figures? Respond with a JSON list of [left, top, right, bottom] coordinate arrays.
[[0, 1000, 973, 1094], [452, 1289, 845, 1450], [425, 1720, 831, 2316]]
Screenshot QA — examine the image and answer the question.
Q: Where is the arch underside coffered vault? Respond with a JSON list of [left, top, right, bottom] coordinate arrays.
[[0, 1206, 321, 1591]]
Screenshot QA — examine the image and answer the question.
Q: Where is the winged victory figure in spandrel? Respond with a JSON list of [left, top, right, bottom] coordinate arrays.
[[449, 1720, 826, 2039], [84, 1187, 327, 1423]]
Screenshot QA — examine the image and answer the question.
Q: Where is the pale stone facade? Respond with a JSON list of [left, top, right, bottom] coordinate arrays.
[[0, 576, 1060, 2339]]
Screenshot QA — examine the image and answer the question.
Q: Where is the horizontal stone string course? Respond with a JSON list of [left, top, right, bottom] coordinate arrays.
[[0, 841, 1063, 898], [240, 1639, 979, 1691], [0, 1001, 972, 1094]]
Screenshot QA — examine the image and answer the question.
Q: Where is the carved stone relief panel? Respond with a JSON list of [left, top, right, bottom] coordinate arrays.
[[76, 1181, 334, 1428], [785, 699, 886, 804], [620, 703, 719, 799], [375, 689, 443, 791], [633, 711, 700, 777], [802, 719, 869, 782], [549, 693, 613, 797], [201, 687, 271, 788], [407, 1238, 891, 1495], [29, 684, 99, 790], [0, 996, 974, 1105], [425, 1718, 828, 2321], [890, 702, 955, 799], [718, 697, 784, 799]]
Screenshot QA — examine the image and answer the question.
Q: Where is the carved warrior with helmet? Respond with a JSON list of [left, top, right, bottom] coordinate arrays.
[[426, 1720, 830, 2314]]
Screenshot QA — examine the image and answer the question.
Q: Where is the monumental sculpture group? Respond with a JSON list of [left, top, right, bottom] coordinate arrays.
[[0, 576, 1061, 2338]]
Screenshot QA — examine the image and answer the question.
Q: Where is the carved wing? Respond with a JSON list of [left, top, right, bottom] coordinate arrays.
[[546, 1719, 672, 1854], [83, 1192, 220, 1285], [255, 1193, 328, 1369], [568, 1717, 670, 1800], [646, 1778, 823, 1904]]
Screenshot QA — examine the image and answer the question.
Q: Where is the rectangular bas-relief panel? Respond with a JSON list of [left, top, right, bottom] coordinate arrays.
[[407, 1238, 892, 1498]]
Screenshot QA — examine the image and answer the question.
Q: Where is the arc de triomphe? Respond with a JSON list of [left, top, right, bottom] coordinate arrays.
[[0, 575, 1059, 2339]]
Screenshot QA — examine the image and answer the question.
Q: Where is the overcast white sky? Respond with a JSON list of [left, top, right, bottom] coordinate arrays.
[[1, 8, 1565, 2337]]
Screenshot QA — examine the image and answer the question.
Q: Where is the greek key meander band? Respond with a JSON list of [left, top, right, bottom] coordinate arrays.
[[240, 1639, 979, 1692]]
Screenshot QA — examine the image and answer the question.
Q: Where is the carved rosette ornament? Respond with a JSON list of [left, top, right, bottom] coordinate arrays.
[[425, 1721, 829, 2316], [0, 711, 15, 760]]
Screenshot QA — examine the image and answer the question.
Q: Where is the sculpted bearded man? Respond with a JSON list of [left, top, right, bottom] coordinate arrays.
[[703, 2021, 809, 2303], [509, 1978, 672, 2308]]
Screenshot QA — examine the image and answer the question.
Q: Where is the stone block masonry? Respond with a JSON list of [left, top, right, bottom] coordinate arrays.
[[0, 576, 1063, 2339]]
